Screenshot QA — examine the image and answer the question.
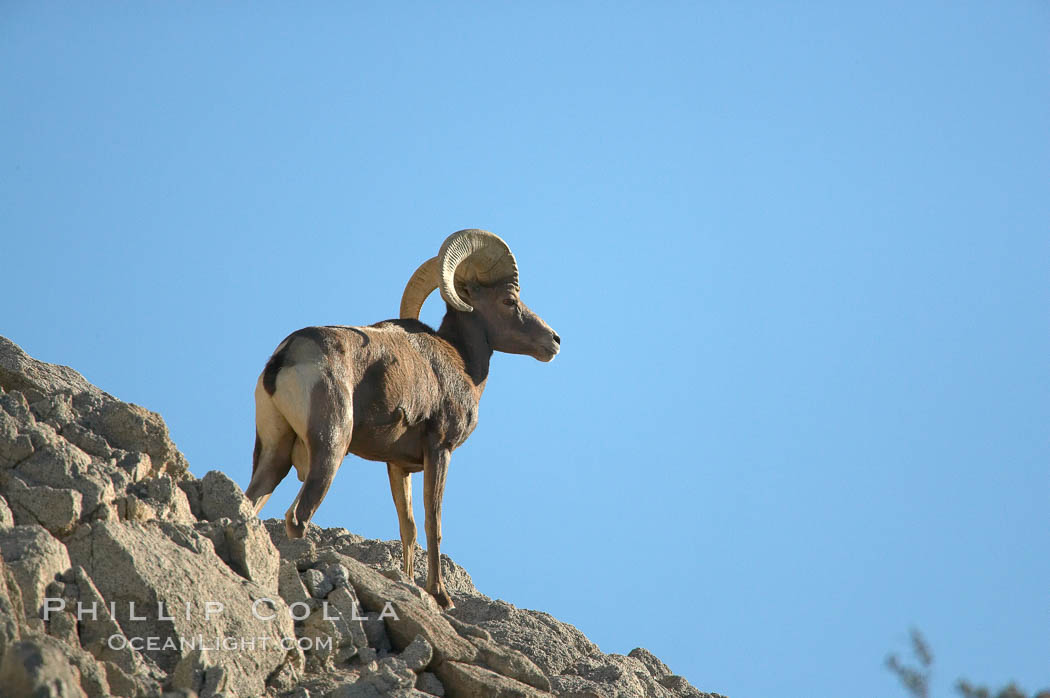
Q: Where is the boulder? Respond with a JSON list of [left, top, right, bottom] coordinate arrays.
[[6, 418, 115, 517], [0, 554, 24, 660], [0, 403, 34, 467], [0, 336, 98, 400], [71, 565, 158, 680], [0, 493, 14, 527], [448, 594, 600, 677], [325, 584, 371, 652], [401, 634, 434, 672], [3, 475, 83, 534], [66, 519, 295, 697], [303, 567, 334, 599], [434, 659, 553, 698], [196, 515, 280, 593], [317, 550, 478, 665], [199, 469, 253, 522], [0, 524, 72, 633], [78, 398, 188, 479], [0, 635, 88, 698], [279, 559, 313, 608], [417, 670, 445, 696], [630, 646, 672, 679], [562, 653, 676, 697], [467, 633, 552, 692]]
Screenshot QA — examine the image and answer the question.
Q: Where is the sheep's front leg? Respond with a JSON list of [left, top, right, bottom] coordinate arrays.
[[423, 447, 453, 609], [387, 462, 417, 580]]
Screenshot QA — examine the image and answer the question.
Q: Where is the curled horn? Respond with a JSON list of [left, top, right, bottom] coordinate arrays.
[[400, 229, 518, 318], [399, 257, 439, 320]]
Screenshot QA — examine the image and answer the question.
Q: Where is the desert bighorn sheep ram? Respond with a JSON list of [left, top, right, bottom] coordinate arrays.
[[245, 229, 560, 608]]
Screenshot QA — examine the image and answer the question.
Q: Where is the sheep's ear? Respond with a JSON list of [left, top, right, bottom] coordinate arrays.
[[461, 282, 482, 301]]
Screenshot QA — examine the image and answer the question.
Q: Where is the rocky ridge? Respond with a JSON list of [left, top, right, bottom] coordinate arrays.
[[0, 336, 721, 698]]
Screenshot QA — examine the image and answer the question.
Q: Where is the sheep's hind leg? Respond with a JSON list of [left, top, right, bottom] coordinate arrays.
[[387, 463, 418, 580], [285, 438, 345, 539], [423, 447, 453, 609], [285, 383, 351, 539], [248, 380, 297, 514], [246, 430, 294, 515]]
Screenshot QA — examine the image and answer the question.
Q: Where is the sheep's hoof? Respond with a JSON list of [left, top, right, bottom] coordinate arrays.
[[285, 516, 307, 539], [428, 586, 454, 610]]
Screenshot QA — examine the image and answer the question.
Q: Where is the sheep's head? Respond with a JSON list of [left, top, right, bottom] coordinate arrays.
[[400, 229, 561, 362]]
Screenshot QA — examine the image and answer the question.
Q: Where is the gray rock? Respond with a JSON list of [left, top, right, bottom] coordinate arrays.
[[448, 594, 600, 677], [117, 451, 153, 483], [400, 634, 433, 672], [267, 651, 306, 695], [101, 660, 141, 698], [171, 648, 230, 698], [416, 671, 445, 696], [323, 585, 371, 652], [279, 560, 313, 608], [279, 686, 312, 698], [0, 389, 32, 425], [71, 565, 158, 680], [177, 477, 203, 519], [121, 492, 159, 522], [361, 610, 393, 653], [225, 516, 280, 593], [316, 550, 478, 665], [263, 518, 320, 568], [550, 674, 605, 698], [197, 516, 281, 592], [46, 608, 79, 647], [262, 518, 479, 597], [0, 635, 88, 698], [0, 336, 98, 400], [380, 567, 410, 583], [324, 561, 350, 589], [79, 399, 188, 479], [444, 612, 493, 641], [562, 652, 695, 697], [131, 475, 194, 522], [66, 519, 295, 697], [660, 674, 722, 698], [433, 659, 553, 698], [299, 606, 342, 671], [60, 422, 113, 460], [303, 567, 334, 599], [62, 640, 112, 698], [0, 632, 113, 698], [0, 338, 189, 479], [0, 524, 72, 633], [630, 646, 672, 679], [329, 656, 419, 697], [200, 469, 253, 522], [468, 632, 552, 692], [29, 392, 77, 431], [8, 420, 116, 516], [0, 403, 34, 467], [0, 554, 24, 660], [4, 475, 83, 534], [0, 493, 13, 527]]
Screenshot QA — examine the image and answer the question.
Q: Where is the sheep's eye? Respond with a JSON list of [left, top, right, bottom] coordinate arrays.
[[503, 298, 517, 307]]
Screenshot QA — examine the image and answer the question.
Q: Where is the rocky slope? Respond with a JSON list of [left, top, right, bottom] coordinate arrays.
[[0, 336, 721, 698]]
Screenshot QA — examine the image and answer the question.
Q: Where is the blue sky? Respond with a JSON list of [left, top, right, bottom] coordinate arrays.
[[3, 3, 1047, 697]]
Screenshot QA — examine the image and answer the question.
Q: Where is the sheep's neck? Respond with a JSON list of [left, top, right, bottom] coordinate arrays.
[[438, 309, 491, 391]]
